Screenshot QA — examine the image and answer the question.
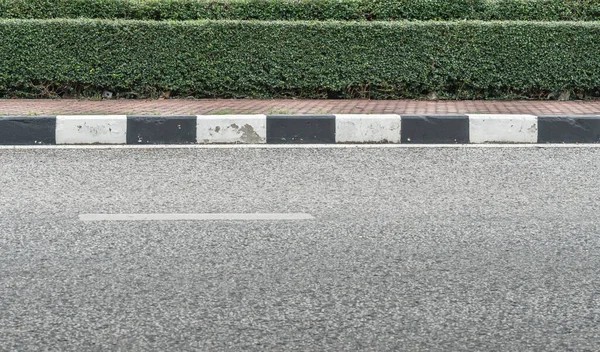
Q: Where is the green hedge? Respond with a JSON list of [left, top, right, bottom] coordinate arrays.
[[1, 0, 600, 21], [1, 19, 600, 99]]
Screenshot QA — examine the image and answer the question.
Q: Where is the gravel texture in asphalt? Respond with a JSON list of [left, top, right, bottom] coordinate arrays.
[[1, 147, 600, 351]]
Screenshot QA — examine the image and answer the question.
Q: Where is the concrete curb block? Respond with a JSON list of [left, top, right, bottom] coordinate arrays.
[[56, 115, 127, 145], [0, 114, 599, 145], [468, 114, 537, 144], [401, 115, 469, 144], [336, 114, 401, 143], [197, 115, 267, 144]]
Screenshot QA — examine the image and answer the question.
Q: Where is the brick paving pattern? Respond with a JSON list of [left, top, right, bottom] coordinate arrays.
[[2, 99, 600, 116]]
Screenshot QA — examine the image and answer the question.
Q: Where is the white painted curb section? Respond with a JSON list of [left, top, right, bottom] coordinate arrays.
[[56, 115, 127, 144], [196, 115, 267, 144], [335, 114, 401, 143], [469, 114, 537, 144]]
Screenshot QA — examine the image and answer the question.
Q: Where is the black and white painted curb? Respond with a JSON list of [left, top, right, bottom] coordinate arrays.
[[1, 114, 599, 145]]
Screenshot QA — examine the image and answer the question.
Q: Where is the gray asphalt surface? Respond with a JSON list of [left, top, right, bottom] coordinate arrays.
[[1, 147, 600, 351]]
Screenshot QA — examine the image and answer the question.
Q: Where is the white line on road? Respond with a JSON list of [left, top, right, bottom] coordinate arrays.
[[3, 144, 600, 150], [79, 213, 315, 221]]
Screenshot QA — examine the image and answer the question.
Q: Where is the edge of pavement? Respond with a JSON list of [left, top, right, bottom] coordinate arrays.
[[0, 114, 599, 145]]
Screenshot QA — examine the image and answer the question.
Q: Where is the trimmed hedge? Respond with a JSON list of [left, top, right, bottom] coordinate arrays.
[[1, 19, 600, 99], [1, 0, 600, 21]]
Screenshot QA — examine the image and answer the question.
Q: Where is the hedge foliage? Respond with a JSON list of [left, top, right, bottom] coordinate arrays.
[[1, 19, 600, 99], [1, 0, 600, 21]]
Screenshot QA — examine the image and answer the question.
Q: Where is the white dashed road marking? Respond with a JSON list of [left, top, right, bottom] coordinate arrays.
[[79, 213, 315, 221]]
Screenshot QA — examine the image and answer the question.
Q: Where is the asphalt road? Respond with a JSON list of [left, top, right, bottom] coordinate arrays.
[[1, 146, 600, 351]]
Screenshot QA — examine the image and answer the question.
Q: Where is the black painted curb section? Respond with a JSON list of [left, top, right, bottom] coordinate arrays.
[[401, 115, 469, 144], [127, 116, 196, 144], [0, 116, 56, 145], [267, 115, 335, 144], [538, 116, 600, 143]]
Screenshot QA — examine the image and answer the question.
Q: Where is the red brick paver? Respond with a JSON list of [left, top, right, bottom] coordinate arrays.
[[2, 99, 600, 116]]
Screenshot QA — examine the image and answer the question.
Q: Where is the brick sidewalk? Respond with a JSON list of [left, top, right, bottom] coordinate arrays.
[[2, 99, 600, 116]]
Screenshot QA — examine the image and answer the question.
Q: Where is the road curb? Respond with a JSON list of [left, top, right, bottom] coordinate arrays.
[[0, 114, 599, 145]]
